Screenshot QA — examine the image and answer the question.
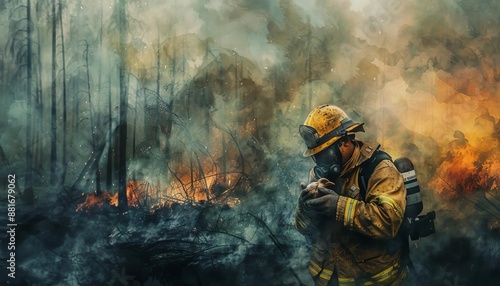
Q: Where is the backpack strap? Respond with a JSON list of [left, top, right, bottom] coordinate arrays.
[[358, 150, 392, 200], [358, 150, 416, 272]]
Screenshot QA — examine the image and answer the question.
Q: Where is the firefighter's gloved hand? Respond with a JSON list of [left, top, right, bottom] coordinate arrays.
[[295, 182, 320, 236], [306, 187, 340, 218], [298, 182, 315, 214]]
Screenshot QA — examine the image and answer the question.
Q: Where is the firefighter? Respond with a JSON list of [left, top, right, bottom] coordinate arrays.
[[295, 104, 408, 286]]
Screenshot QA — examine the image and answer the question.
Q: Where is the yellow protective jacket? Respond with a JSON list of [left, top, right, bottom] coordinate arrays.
[[295, 141, 408, 286]]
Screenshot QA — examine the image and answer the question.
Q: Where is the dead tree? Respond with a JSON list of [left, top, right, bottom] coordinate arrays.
[[23, 0, 35, 201], [50, 0, 58, 187], [117, 0, 128, 211], [59, 0, 68, 184]]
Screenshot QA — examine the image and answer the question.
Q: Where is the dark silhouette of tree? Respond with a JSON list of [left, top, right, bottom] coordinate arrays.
[[82, 40, 101, 194], [59, 0, 68, 185], [95, 2, 107, 194], [305, 17, 313, 111], [25, 0, 34, 201], [164, 35, 176, 160], [106, 72, 114, 192], [155, 27, 161, 146], [219, 55, 228, 183], [132, 82, 139, 158], [49, 0, 58, 187], [117, 0, 128, 211], [33, 1, 45, 172]]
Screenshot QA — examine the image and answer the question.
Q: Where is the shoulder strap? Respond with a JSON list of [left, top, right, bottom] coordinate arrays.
[[358, 150, 416, 272], [358, 150, 392, 200]]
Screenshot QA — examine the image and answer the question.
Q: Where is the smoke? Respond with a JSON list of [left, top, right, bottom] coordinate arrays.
[[1, 0, 500, 285]]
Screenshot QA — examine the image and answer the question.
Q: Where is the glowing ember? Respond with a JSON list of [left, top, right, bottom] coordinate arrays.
[[76, 192, 113, 212], [77, 172, 242, 212], [77, 180, 155, 212], [109, 180, 146, 207], [478, 147, 500, 191]]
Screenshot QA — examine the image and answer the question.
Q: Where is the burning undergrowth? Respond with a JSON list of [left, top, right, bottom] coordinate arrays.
[[10, 101, 500, 285], [8, 143, 310, 285], [13, 138, 500, 285], [75, 175, 242, 213], [411, 132, 500, 285]]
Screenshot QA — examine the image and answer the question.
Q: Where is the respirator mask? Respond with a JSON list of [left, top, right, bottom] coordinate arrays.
[[299, 123, 348, 182], [312, 143, 343, 181]]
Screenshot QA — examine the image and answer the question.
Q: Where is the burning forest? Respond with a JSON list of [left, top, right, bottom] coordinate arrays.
[[1, 0, 500, 285]]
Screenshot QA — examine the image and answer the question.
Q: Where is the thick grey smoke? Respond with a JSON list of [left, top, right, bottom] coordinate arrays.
[[1, 0, 500, 285]]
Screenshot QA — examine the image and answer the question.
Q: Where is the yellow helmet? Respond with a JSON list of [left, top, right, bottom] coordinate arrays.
[[299, 104, 364, 157]]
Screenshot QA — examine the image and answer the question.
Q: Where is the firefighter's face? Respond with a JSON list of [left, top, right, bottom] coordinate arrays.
[[313, 144, 340, 166], [313, 143, 342, 180]]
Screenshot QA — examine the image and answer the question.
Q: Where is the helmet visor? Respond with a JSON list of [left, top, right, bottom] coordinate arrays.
[[299, 117, 356, 149], [298, 125, 319, 149]]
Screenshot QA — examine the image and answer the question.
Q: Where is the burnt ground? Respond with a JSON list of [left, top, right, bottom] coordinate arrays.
[[1, 186, 500, 286]]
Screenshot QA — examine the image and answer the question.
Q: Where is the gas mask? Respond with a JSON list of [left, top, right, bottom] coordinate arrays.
[[312, 143, 343, 181]]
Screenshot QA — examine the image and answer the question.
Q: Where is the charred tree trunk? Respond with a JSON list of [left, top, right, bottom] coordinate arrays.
[[106, 72, 113, 192], [194, 151, 210, 203], [189, 151, 195, 194], [219, 60, 227, 183], [227, 129, 245, 175], [114, 120, 120, 191], [222, 130, 227, 183], [203, 70, 209, 136], [94, 0, 105, 194], [133, 84, 139, 159], [117, 0, 128, 211], [59, 0, 68, 185], [156, 28, 161, 146], [34, 2, 44, 173], [306, 20, 313, 111], [164, 39, 176, 161], [83, 41, 99, 194], [73, 142, 108, 192], [73, 79, 79, 129], [24, 0, 34, 202], [186, 82, 192, 119], [234, 52, 241, 131], [50, 0, 58, 187]]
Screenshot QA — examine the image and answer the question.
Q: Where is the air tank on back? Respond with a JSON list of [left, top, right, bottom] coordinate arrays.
[[394, 157, 423, 219]]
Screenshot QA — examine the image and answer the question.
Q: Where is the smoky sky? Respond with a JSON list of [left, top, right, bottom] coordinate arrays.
[[2, 0, 499, 150], [1, 0, 500, 285]]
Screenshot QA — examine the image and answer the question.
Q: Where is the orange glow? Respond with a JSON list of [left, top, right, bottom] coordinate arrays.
[[169, 171, 242, 204], [76, 180, 159, 212], [428, 140, 482, 200], [77, 171, 242, 212], [109, 180, 147, 207], [76, 192, 113, 212], [478, 147, 500, 191], [398, 69, 500, 202]]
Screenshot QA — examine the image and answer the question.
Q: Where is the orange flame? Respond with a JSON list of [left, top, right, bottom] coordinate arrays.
[[477, 147, 500, 191], [429, 138, 489, 200], [109, 180, 146, 207], [428, 139, 482, 200], [76, 180, 155, 212], [76, 192, 113, 212], [76, 172, 241, 212]]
